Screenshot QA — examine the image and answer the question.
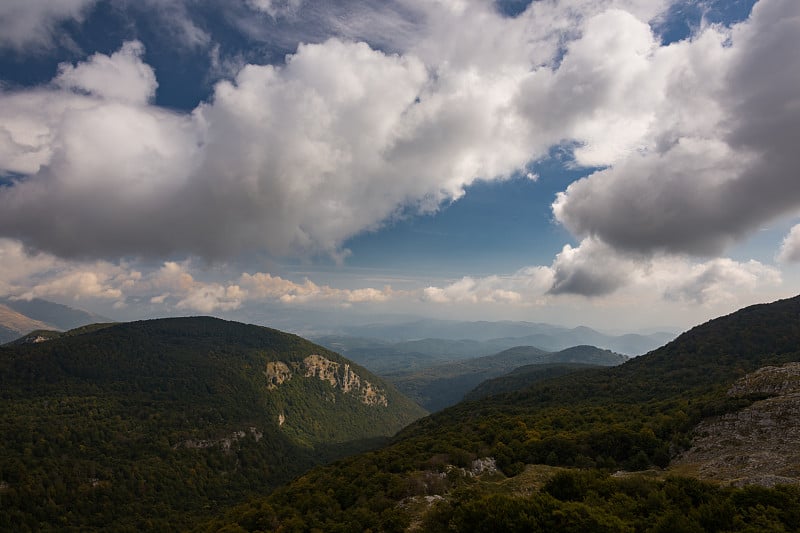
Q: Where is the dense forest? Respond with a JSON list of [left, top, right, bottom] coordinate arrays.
[[0, 317, 424, 531], [203, 295, 800, 531], [385, 344, 625, 412]]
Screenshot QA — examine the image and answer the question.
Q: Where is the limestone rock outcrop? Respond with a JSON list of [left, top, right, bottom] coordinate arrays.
[[672, 362, 800, 487], [264, 354, 388, 406]]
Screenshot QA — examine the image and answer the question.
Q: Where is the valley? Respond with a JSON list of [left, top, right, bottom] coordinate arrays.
[[204, 294, 800, 531], [3, 296, 800, 531]]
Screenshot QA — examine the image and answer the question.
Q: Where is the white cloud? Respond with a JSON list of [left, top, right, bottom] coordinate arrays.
[[0, 22, 560, 261], [0, 0, 693, 262], [422, 276, 525, 304], [0, 238, 140, 303], [55, 41, 158, 104], [777, 224, 800, 263], [0, 0, 97, 51], [0, 0, 797, 326], [176, 284, 244, 314], [0, 233, 785, 327], [247, 0, 304, 18], [18, 271, 124, 301], [421, 238, 781, 308], [662, 258, 781, 305], [548, 238, 643, 296], [240, 271, 395, 306], [553, 0, 800, 256]]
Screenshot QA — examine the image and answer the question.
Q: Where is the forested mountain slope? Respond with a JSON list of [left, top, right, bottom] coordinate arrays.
[[0, 317, 425, 531], [205, 295, 800, 531], [388, 344, 625, 412]]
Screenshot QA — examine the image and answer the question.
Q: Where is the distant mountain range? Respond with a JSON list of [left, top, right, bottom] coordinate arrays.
[[0, 297, 108, 343], [313, 327, 670, 377], [319, 319, 675, 359], [0, 304, 52, 344], [386, 344, 627, 412], [331, 319, 676, 352]]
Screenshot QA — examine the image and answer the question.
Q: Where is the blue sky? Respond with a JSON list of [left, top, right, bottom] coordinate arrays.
[[0, 0, 798, 332]]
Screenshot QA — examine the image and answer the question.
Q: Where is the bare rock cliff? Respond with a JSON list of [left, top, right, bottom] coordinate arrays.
[[672, 362, 800, 487], [263, 354, 388, 407]]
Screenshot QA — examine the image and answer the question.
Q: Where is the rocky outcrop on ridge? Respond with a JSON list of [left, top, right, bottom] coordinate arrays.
[[672, 363, 800, 487], [264, 354, 388, 406]]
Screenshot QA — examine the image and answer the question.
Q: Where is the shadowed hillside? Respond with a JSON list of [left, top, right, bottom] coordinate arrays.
[[0, 317, 425, 531], [388, 344, 626, 412], [203, 295, 800, 531]]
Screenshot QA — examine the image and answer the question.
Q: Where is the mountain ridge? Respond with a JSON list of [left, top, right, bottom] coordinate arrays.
[[327, 319, 675, 355], [0, 297, 109, 343], [0, 316, 426, 531], [386, 344, 627, 411], [205, 294, 800, 531]]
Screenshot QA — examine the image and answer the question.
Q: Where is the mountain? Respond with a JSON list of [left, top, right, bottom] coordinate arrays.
[[331, 319, 676, 356], [0, 298, 109, 343], [309, 334, 442, 374], [460, 345, 627, 402], [386, 345, 626, 412], [206, 295, 800, 531], [464, 362, 602, 400], [312, 328, 673, 376], [0, 303, 54, 343], [489, 329, 676, 356], [462, 346, 629, 402], [0, 317, 426, 531], [0, 297, 109, 330]]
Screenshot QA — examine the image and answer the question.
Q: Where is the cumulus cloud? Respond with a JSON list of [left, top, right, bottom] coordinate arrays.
[[422, 276, 526, 305], [0, 232, 784, 320], [0, 39, 425, 259], [662, 258, 781, 305], [0, 240, 403, 313], [777, 224, 800, 263], [0, 0, 97, 51], [0, 0, 797, 287], [0, 238, 140, 303], [420, 237, 780, 307], [548, 239, 643, 296], [0, 28, 538, 260], [55, 41, 158, 104], [240, 272, 395, 306], [0, 0, 695, 263], [553, 0, 800, 256]]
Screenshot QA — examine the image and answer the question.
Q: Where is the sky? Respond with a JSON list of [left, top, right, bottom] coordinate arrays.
[[0, 0, 799, 333]]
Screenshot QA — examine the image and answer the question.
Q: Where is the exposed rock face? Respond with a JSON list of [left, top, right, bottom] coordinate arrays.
[[727, 362, 800, 398], [264, 361, 293, 390], [672, 363, 800, 487], [470, 457, 497, 476], [264, 354, 388, 406], [303, 354, 340, 387], [173, 427, 263, 453]]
